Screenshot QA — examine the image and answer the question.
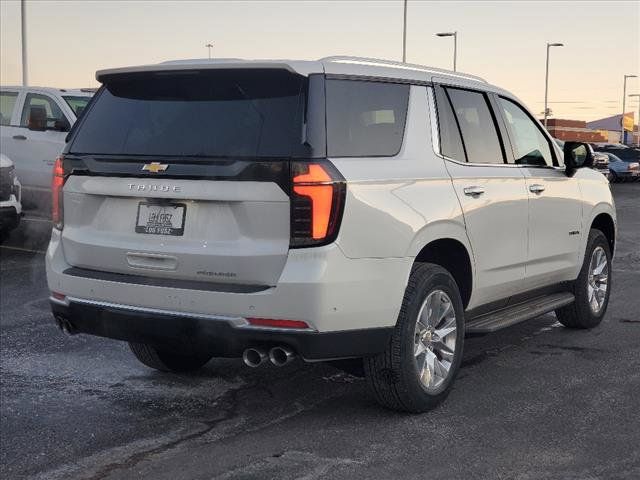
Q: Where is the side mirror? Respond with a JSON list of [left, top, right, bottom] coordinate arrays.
[[53, 118, 71, 132], [27, 106, 47, 131], [564, 141, 594, 176]]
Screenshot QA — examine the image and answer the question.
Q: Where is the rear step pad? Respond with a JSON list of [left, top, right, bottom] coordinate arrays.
[[465, 292, 575, 335]]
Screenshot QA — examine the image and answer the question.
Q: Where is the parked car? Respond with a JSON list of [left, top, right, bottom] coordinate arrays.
[[0, 154, 22, 238], [47, 57, 616, 412], [605, 152, 640, 182], [592, 143, 640, 162], [0, 86, 94, 215]]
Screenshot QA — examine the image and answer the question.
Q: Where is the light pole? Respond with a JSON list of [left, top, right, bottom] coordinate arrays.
[[621, 75, 637, 144], [21, 0, 27, 86], [629, 94, 640, 147], [402, 0, 407, 62], [544, 42, 563, 129], [205, 43, 214, 59], [435, 31, 457, 71]]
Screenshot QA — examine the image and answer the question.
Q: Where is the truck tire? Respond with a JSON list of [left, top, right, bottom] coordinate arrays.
[[555, 229, 612, 329], [364, 263, 465, 413], [129, 342, 212, 373]]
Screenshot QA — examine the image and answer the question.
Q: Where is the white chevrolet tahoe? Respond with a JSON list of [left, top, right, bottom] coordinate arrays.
[[46, 57, 616, 412]]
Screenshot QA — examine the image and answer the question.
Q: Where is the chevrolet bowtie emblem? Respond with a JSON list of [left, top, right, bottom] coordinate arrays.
[[142, 162, 169, 173]]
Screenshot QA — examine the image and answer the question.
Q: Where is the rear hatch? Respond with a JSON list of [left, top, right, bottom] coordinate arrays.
[[59, 68, 326, 288]]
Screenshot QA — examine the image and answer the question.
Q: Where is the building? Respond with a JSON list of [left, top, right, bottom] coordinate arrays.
[[586, 113, 638, 145], [544, 118, 608, 143]]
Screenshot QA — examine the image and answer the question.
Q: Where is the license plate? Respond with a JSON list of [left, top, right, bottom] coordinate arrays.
[[135, 202, 186, 236]]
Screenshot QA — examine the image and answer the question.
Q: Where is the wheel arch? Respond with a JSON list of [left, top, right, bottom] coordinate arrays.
[[412, 238, 473, 310], [590, 212, 615, 254]]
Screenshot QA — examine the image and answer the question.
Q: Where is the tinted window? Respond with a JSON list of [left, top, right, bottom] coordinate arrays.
[[498, 97, 554, 166], [326, 80, 409, 157], [70, 70, 316, 158], [434, 86, 465, 162], [0, 92, 18, 126], [446, 88, 504, 164]]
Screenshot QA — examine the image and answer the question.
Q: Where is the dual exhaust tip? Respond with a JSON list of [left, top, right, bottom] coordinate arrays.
[[243, 346, 295, 368]]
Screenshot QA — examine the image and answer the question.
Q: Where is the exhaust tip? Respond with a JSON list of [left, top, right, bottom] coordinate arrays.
[[269, 346, 295, 367], [242, 348, 266, 368]]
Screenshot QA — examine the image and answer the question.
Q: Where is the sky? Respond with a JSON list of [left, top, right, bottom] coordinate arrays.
[[1, 0, 639, 121]]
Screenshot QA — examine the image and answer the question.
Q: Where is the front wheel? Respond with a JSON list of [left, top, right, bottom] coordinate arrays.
[[364, 263, 465, 413], [555, 229, 612, 329], [129, 343, 212, 373]]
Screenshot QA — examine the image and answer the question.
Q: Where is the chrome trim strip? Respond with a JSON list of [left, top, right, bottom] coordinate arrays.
[[427, 86, 441, 156], [61, 296, 317, 333], [66, 296, 248, 326]]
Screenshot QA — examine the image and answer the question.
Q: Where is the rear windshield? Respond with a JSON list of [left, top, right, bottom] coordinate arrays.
[[63, 96, 92, 118], [69, 69, 314, 158]]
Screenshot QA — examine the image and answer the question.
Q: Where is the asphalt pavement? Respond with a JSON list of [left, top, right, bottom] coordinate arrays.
[[1, 183, 639, 480]]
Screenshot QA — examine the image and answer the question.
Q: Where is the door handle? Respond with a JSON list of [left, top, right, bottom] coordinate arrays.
[[529, 184, 546, 194], [463, 186, 485, 196], [12, 135, 27, 140]]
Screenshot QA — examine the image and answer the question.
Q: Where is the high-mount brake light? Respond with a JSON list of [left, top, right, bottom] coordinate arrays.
[[52, 156, 65, 230], [290, 162, 345, 248]]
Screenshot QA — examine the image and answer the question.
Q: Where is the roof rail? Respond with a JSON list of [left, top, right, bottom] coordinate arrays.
[[320, 56, 487, 83]]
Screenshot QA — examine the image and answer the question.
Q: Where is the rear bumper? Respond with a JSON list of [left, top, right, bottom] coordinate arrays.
[[46, 229, 411, 359], [50, 297, 393, 361]]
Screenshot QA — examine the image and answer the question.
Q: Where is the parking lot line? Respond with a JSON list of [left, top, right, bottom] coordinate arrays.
[[0, 245, 45, 254]]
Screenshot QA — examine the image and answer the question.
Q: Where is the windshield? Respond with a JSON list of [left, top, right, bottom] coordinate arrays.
[[69, 69, 319, 158], [63, 96, 92, 118]]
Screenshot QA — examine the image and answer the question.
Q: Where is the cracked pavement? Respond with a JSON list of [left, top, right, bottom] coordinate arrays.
[[1, 183, 639, 479]]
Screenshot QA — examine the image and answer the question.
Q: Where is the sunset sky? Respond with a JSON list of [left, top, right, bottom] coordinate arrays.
[[1, 0, 638, 121]]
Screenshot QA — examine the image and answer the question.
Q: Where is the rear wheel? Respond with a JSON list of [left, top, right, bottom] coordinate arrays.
[[364, 263, 464, 413], [129, 342, 212, 373], [555, 229, 611, 329]]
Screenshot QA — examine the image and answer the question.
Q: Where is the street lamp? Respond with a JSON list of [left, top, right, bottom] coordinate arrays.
[[629, 93, 640, 147], [621, 75, 637, 144], [544, 42, 564, 129], [205, 43, 214, 59], [436, 31, 457, 71], [402, 0, 408, 62]]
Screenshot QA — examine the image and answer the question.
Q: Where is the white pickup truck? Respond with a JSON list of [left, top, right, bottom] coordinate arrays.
[[0, 86, 94, 215]]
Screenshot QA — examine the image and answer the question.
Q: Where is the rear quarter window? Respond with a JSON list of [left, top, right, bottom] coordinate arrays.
[[326, 79, 409, 157]]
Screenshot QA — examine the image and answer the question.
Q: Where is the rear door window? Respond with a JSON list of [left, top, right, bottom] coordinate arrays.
[[0, 91, 19, 126], [63, 96, 92, 118], [434, 86, 465, 162], [445, 88, 505, 164], [69, 69, 315, 158], [326, 80, 409, 157]]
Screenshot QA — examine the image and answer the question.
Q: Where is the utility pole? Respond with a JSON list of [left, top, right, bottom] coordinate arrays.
[[21, 0, 28, 86], [206, 43, 213, 59], [629, 94, 640, 147], [544, 42, 563, 129], [402, 0, 407, 62], [621, 75, 637, 144]]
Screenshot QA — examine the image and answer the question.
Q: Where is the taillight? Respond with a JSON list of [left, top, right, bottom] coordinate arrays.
[[290, 161, 345, 248], [52, 156, 65, 230]]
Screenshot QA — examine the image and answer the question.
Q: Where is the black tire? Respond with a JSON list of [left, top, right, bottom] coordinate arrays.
[[610, 172, 618, 183], [555, 229, 612, 329], [129, 342, 212, 373], [364, 263, 465, 413]]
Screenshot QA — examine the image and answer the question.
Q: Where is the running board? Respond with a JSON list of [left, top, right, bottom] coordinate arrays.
[[465, 292, 575, 335]]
